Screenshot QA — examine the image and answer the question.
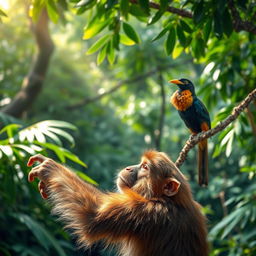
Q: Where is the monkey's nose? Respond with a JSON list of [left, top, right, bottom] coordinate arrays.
[[126, 167, 133, 172]]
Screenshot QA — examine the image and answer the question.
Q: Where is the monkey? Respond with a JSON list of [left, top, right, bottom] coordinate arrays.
[[27, 151, 208, 256]]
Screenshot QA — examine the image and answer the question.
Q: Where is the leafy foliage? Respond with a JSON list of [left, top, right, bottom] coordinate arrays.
[[0, 120, 93, 255], [0, 0, 256, 255]]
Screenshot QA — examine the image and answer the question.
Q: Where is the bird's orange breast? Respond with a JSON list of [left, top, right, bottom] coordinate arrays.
[[171, 90, 193, 111]]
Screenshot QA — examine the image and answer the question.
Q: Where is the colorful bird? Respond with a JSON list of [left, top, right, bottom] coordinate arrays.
[[169, 78, 211, 186]]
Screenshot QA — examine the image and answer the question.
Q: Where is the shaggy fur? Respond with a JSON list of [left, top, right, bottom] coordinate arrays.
[[28, 151, 208, 256]]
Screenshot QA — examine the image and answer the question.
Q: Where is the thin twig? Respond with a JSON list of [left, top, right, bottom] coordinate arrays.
[[175, 88, 256, 168], [129, 0, 192, 18]]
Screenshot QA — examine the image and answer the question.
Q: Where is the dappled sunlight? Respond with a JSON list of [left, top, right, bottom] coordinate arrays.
[[1, 0, 256, 255]]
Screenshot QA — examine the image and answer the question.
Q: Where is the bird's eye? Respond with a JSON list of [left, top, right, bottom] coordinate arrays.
[[141, 164, 148, 170], [184, 80, 188, 84]]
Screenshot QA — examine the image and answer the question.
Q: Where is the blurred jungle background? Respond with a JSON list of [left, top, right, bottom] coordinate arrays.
[[0, 0, 255, 255]]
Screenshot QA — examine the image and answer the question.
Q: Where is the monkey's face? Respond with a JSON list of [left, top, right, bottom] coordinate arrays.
[[117, 163, 150, 191], [117, 151, 184, 198]]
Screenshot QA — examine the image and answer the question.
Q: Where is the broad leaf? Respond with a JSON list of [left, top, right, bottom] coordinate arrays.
[[152, 27, 169, 42], [123, 22, 140, 44], [83, 17, 110, 40], [86, 34, 111, 55], [165, 27, 176, 55], [120, 33, 136, 45], [46, 0, 59, 23]]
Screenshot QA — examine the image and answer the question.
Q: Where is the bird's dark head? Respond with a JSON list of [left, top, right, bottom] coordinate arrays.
[[169, 78, 195, 94]]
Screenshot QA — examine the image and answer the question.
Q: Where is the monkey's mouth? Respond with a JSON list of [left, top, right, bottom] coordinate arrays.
[[118, 175, 131, 188]]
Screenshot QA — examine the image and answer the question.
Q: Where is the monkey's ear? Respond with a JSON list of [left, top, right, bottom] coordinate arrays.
[[163, 178, 181, 197]]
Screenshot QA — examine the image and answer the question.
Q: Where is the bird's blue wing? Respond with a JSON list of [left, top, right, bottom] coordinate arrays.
[[194, 98, 211, 129]]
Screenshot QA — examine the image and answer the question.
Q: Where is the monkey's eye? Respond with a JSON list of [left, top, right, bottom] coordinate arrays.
[[141, 164, 148, 170]]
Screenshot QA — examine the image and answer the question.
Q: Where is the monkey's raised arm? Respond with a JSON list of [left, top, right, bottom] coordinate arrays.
[[27, 155, 156, 248]]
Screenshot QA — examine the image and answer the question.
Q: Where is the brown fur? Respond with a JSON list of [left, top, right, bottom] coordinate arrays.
[[28, 151, 208, 256]]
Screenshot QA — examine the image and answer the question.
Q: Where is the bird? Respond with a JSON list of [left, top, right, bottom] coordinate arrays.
[[169, 78, 211, 186]]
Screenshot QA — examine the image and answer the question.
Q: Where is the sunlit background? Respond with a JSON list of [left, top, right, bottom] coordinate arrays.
[[0, 0, 255, 255]]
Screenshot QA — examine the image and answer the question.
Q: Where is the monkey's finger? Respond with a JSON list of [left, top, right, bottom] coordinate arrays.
[[28, 170, 39, 182], [38, 181, 48, 199], [38, 180, 45, 190], [27, 154, 47, 167]]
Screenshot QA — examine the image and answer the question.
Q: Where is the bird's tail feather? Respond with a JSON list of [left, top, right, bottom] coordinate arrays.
[[198, 139, 208, 186]]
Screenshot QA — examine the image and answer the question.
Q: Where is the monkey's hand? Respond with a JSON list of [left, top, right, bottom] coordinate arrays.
[[27, 154, 58, 199]]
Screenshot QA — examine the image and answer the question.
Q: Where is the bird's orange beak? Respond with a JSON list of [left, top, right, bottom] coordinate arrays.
[[169, 79, 184, 85]]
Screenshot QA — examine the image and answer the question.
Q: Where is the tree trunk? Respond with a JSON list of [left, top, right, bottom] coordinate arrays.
[[1, 9, 54, 118]]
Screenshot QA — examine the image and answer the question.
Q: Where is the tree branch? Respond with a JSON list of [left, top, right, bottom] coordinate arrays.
[[228, 0, 256, 35], [1, 9, 54, 118], [129, 0, 193, 18], [175, 88, 256, 168]]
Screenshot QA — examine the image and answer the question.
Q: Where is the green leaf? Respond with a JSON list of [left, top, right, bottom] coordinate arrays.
[[120, 0, 129, 19], [63, 149, 87, 167], [160, 0, 169, 11], [151, 27, 169, 42], [225, 130, 234, 157], [192, 36, 205, 58], [46, 127, 75, 146], [214, 11, 223, 38], [223, 8, 233, 37], [112, 33, 120, 50], [176, 25, 187, 47], [42, 130, 62, 146], [122, 22, 140, 44], [120, 33, 136, 45], [0, 124, 21, 137], [97, 44, 107, 65], [148, 10, 164, 25], [203, 19, 212, 42], [210, 207, 246, 238], [76, 170, 98, 185], [83, 17, 110, 40], [12, 144, 36, 155], [221, 129, 234, 147], [33, 129, 46, 143], [129, 5, 148, 19], [165, 27, 176, 55], [14, 214, 67, 256], [172, 45, 183, 59], [75, 0, 93, 7], [212, 143, 221, 158], [107, 40, 116, 65], [193, 1, 204, 24], [197, 37, 205, 56], [39, 120, 76, 130], [86, 34, 111, 55], [0, 145, 13, 158], [179, 20, 192, 33], [29, 0, 45, 22], [46, 0, 59, 23], [37, 142, 66, 162], [138, 0, 150, 15]]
